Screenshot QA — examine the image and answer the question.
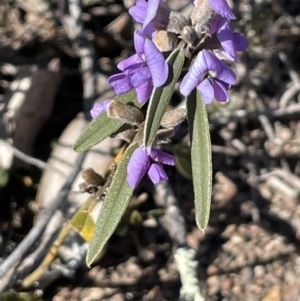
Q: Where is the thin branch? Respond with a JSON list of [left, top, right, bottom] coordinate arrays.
[[154, 181, 187, 246], [258, 115, 275, 140], [0, 152, 86, 293], [154, 181, 205, 301], [0, 139, 64, 175]]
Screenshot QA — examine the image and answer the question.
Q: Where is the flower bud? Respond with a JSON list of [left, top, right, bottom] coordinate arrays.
[[107, 100, 144, 125]]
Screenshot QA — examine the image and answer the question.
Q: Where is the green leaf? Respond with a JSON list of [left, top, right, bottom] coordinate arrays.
[[73, 90, 141, 152], [86, 142, 138, 266], [187, 90, 212, 231], [143, 48, 185, 147], [175, 147, 192, 180]]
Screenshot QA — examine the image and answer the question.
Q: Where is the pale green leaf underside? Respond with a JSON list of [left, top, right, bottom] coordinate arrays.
[[187, 90, 212, 231], [143, 48, 185, 147], [86, 142, 138, 266], [73, 90, 141, 152]]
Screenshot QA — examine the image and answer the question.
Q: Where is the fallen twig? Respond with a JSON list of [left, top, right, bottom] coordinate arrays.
[[0, 139, 65, 175], [0, 152, 86, 293], [154, 181, 205, 301]]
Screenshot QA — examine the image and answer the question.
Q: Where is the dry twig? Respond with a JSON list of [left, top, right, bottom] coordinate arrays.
[[0, 152, 86, 293]]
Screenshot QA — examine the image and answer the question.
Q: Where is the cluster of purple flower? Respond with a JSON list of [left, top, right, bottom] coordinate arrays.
[[90, 0, 247, 188]]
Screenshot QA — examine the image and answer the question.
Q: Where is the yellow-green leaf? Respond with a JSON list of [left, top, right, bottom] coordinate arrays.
[[86, 142, 138, 266], [187, 90, 212, 231], [71, 212, 95, 241]]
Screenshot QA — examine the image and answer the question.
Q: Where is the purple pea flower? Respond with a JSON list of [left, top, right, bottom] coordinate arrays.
[[90, 99, 111, 118], [208, 0, 236, 19], [180, 49, 236, 104], [108, 30, 168, 103], [191, 0, 235, 24], [127, 147, 175, 188], [129, 0, 171, 35], [210, 17, 248, 61]]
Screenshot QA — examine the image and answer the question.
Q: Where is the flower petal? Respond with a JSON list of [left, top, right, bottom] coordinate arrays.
[[108, 73, 133, 94], [136, 79, 153, 103], [149, 148, 176, 165], [202, 50, 236, 85], [90, 99, 112, 118], [90, 103, 104, 118], [130, 67, 152, 87], [129, 0, 148, 23], [209, 0, 236, 19], [117, 53, 143, 71], [180, 51, 208, 96], [213, 80, 230, 102], [216, 18, 237, 61], [142, 0, 160, 35], [148, 163, 168, 184], [233, 33, 248, 51], [127, 147, 151, 188], [144, 39, 168, 87], [134, 30, 145, 55], [198, 78, 214, 104]]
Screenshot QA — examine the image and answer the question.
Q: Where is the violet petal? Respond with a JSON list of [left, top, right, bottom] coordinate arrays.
[[149, 148, 176, 165], [202, 50, 236, 85], [233, 33, 248, 51], [130, 67, 152, 88], [129, 0, 148, 23], [180, 51, 207, 96], [216, 18, 237, 61], [90, 103, 104, 118], [142, 0, 160, 35], [127, 147, 151, 188], [209, 0, 236, 19], [117, 54, 143, 71], [108, 73, 133, 94], [213, 80, 230, 102], [136, 79, 153, 103], [198, 78, 214, 104], [134, 30, 145, 55], [144, 39, 168, 87], [148, 163, 168, 184]]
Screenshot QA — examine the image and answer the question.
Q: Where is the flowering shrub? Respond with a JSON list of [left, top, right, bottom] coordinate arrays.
[[74, 0, 247, 265]]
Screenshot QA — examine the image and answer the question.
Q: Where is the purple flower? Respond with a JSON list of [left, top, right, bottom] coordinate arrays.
[[108, 31, 168, 103], [210, 17, 248, 61], [208, 0, 236, 19], [180, 49, 236, 104], [127, 147, 175, 188], [129, 0, 171, 35], [90, 99, 111, 118], [191, 0, 235, 23]]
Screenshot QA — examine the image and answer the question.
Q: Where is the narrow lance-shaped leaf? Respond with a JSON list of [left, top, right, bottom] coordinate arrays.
[[74, 90, 142, 152], [143, 48, 185, 147], [86, 142, 138, 266], [187, 90, 212, 231]]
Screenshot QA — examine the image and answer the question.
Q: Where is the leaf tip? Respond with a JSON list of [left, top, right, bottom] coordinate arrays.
[[72, 144, 80, 152], [86, 253, 93, 268]]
